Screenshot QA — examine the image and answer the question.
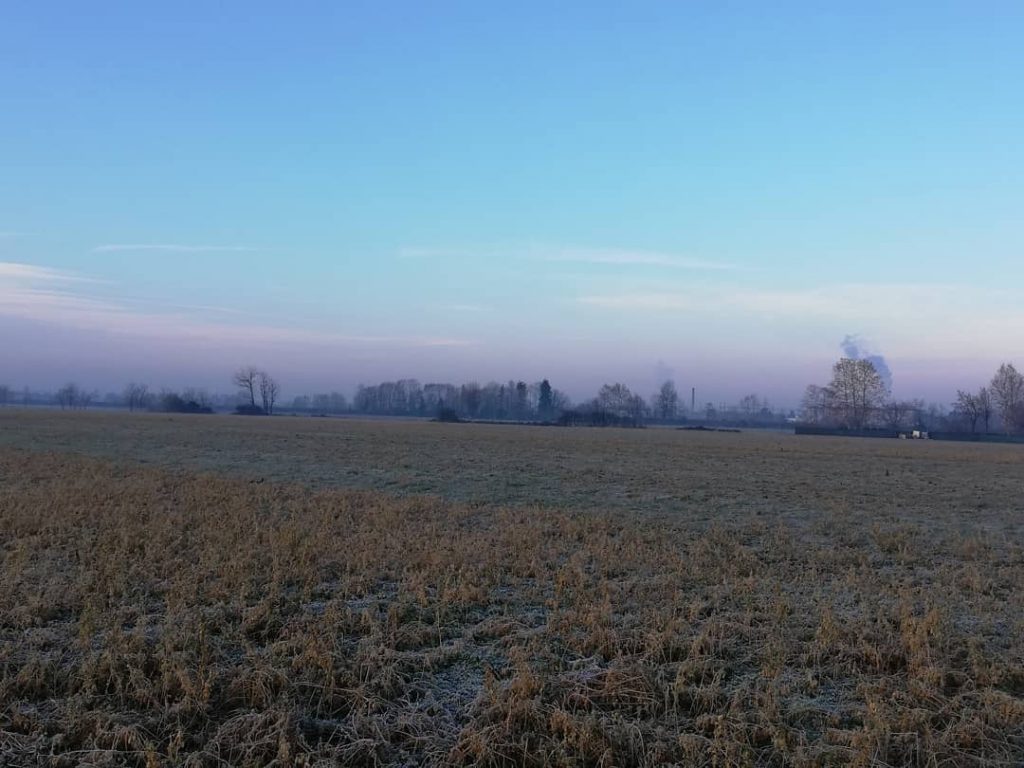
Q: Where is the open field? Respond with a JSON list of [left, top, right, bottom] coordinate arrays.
[[2, 410, 1023, 521], [1, 410, 1023, 765]]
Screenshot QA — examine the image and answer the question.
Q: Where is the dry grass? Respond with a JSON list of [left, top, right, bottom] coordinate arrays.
[[1, 410, 1022, 522], [1, 417, 1023, 765]]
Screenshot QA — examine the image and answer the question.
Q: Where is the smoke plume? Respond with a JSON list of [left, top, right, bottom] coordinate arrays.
[[653, 359, 675, 384], [840, 335, 892, 392]]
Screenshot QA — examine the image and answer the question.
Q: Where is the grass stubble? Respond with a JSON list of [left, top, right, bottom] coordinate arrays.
[[0, 415, 1022, 766]]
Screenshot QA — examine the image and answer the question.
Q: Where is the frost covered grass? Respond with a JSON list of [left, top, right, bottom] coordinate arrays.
[[1, 413, 1022, 765]]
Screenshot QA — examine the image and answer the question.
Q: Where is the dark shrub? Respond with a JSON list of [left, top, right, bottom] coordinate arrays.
[[159, 393, 213, 414], [436, 407, 461, 423]]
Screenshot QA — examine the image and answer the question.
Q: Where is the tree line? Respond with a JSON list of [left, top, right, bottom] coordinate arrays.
[[324, 377, 792, 427], [800, 358, 1024, 434], [1, 382, 235, 414], [0, 369, 797, 428], [339, 379, 571, 422], [0, 367, 279, 416], [111, 383, 216, 414]]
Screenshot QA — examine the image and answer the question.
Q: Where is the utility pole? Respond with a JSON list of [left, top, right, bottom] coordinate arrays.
[[691, 387, 695, 415]]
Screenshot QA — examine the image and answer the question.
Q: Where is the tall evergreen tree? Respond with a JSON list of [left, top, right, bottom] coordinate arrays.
[[538, 379, 553, 420]]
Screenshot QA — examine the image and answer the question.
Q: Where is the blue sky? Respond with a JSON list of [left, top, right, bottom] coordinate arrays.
[[2, 2, 1022, 404]]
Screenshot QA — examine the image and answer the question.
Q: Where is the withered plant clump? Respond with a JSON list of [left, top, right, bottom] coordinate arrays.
[[1, 448, 1022, 766]]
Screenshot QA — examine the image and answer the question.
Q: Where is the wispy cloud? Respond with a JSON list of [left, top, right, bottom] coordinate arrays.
[[569, 281, 1024, 379], [0, 262, 101, 283], [117, 297, 246, 315], [400, 244, 737, 271], [577, 282, 1024, 351], [93, 244, 257, 253], [437, 303, 491, 312], [578, 293, 696, 311], [541, 247, 736, 271], [398, 246, 463, 260], [0, 261, 472, 350], [578, 283, 978, 317]]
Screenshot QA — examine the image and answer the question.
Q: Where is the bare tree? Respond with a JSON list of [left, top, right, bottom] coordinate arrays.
[[652, 380, 679, 420], [739, 393, 763, 417], [597, 383, 635, 417], [882, 400, 917, 430], [0, 385, 9, 407], [78, 389, 95, 409], [56, 383, 79, 410], [922, 402, 946, 431], [123, 382, 150, 412], [233, 366, 261, 408], [461, 382, 483, 418], [990, 363, 1024, 433], [258, 371, 280, 415], [978, 387, 993, 433], [550, 388, 573, 414], [828, 358, 888, 429], [182, 387, 212, 411], [800, 384, 834, 425], [954, 390, 982, 433], [628, 393, 647, 426]]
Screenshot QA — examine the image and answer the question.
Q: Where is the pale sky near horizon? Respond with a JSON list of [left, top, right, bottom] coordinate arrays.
[[2, 2, 1023, 405]]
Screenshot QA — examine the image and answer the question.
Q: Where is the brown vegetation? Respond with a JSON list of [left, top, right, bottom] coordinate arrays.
[[1, 420, 1022, 765], [2, 410, 1023, 519]]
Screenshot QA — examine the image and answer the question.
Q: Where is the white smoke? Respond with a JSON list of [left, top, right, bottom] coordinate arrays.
[[654, 359, 675, 384], [840, 335, 892, 393]]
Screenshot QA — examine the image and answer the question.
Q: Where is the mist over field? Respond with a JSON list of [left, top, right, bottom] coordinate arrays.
[[0, 304, 1006, 409]]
